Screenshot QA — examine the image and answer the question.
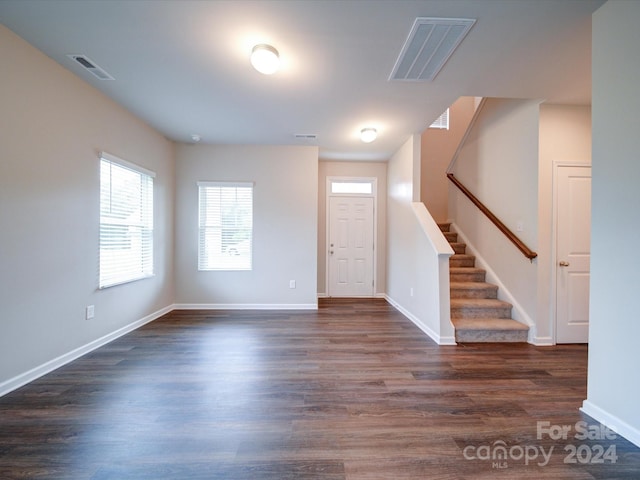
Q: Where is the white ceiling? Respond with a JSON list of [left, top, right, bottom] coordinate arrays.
[[0, 0, 604, 161]]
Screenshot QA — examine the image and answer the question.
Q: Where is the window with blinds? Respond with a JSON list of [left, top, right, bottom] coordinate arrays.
[[429, 108, 449, 130], [198, 182, 253, 271], [99, 152, 154, 288]]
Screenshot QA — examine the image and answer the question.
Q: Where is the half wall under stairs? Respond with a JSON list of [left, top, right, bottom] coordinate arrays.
[[440, 223, 529, 343]]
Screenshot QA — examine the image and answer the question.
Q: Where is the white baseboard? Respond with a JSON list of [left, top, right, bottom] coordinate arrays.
[[384, 295, 456, 345], [173, 303, 318, 310], [0, 304, 174, 398], [317, 293, 386, 299], [581, 400, 640, 448], [533, 336, 554, 346]]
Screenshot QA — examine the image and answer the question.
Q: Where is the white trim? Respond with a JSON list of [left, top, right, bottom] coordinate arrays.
[[451, 222, 538, 344], [581, 400, 640, 449], [197, 181, 254, 188], [174, 303, 318, 310], [532, 336, 554, 346], [100, 151, 155, 178], [385, 295, 456, 346], [0, 304, 173, 398]]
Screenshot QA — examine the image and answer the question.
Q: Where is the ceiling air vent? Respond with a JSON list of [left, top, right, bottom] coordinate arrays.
[[66, 54, 114, 80], [390, 17, 475, 82], [294, 134, 318, 140]]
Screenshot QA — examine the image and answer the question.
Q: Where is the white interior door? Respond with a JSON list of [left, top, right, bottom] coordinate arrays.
[[556, 165, 591, 343], [328, 196, 374, 297]]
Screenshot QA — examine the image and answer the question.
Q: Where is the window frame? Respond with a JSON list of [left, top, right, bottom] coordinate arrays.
[[429, 108, 449, 130], [197, 181, 254, 272], [99, 152, 155, 289]]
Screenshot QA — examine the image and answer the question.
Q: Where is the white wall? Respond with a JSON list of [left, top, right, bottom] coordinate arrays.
[[317, 161, 387, 296], [583, 0, 640, 447], [421, 96, 476, 222], [174, 144, 318, 308], [0, 25, 175, 391], [449, 98, 540, 333], [386, 135, 454, 344], [537, 104, 591, 342]]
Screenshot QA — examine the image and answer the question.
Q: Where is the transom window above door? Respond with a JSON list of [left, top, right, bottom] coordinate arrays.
[[330, 180, 374, 195]]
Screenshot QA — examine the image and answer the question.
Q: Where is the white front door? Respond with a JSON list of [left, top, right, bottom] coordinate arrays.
[[328, 196, 374, 297], [556, 165, 591, 343]]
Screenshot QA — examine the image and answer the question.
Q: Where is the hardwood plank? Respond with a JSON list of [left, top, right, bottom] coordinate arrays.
[[0, 298, 638, 479]]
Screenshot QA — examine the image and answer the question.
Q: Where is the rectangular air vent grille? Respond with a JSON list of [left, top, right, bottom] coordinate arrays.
[[390, 17, 475, 82], [66, 54, 115, 80]]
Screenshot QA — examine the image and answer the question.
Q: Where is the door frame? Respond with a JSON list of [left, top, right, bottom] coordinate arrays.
[[551, 162, 592, 344], [325, 176, 378, 297]]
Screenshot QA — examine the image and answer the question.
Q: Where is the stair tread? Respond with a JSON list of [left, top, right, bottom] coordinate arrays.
[[450, 267, 485, 272], [450, 298, 512, 308], [450, 254, 474, 259], [452, 318, 529, 331], [450, 282, 497, 289]]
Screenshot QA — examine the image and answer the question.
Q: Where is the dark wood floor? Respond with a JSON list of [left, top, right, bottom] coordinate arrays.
[[1, 298, 639, 479]]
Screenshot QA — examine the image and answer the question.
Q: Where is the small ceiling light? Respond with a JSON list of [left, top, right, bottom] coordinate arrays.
[[360, 128, 377, 143], [251, 44, 280, 75], [191, 134, 201, 143]]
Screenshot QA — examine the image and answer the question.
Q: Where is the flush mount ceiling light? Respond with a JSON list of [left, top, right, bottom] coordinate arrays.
[[360, 128, 377, 143], [251, 44, 280, 75]]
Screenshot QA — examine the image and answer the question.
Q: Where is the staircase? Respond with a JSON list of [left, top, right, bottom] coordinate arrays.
[[440, 223, 529, 343]]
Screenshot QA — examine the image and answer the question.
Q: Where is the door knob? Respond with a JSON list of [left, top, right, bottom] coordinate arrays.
[[559, 261, 570, 267]]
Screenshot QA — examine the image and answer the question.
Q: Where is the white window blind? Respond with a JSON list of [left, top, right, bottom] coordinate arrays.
[[99, 152, 154, 288], [198, 182, 253, 271], [429, 108, 449, 130]]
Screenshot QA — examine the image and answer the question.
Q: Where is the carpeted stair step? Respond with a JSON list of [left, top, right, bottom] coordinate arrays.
[[443, 231, 458, 242], [450, 298, 512, 319], [450, 242, 467, 254], [450, 281, 498, 299], [442, 223, 529, 343], [452, 318, 529, 343], [449, 254, 475, 267], [450, 267, 486, 282]]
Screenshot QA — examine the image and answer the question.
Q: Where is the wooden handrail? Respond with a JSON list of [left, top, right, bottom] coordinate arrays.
[[447, 173, 537, 260]]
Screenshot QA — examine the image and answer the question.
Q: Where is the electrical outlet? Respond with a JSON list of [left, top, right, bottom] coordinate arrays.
[[86, 305, 95, 320], [289, 280, 296, 289]]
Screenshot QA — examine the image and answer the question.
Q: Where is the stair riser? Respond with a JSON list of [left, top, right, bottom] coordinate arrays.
[[450, 258, 475, 267], [450, 272, 486, 282], [450, 288, 498, 299], [455, 330, 528, 343], [438, 223, 451, 233], [451, 244, 466, 254], [451, 306, 512, 319], [444, 233, 458, 242]]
